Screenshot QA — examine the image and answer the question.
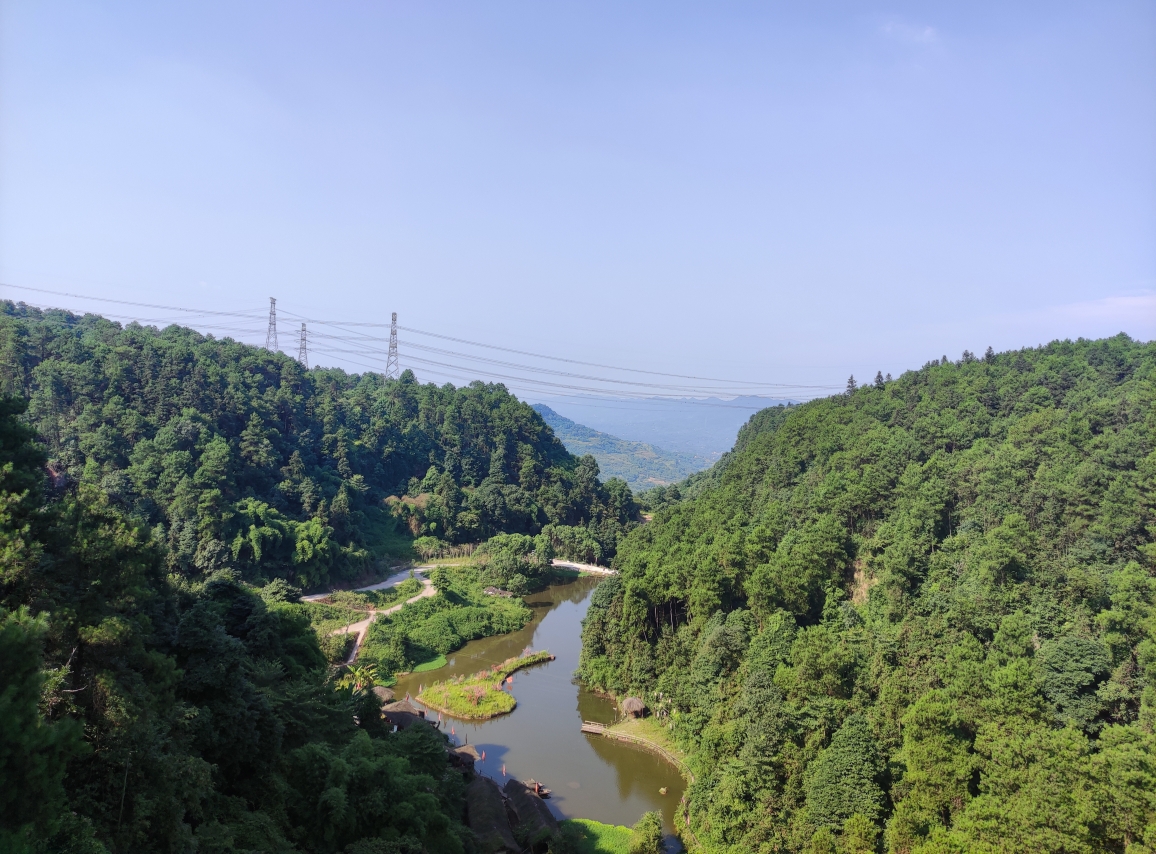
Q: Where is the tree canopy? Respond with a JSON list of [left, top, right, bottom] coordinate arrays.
[[579, 334, 1156, 853], [0, 302, 638, 588], [0, 304, 641, 852]]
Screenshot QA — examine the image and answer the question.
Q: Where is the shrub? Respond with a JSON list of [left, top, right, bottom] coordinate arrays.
[[628, 812, 663, 854]]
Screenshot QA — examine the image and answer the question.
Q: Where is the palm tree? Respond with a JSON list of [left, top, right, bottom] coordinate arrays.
[[341, 663, 379, 692]]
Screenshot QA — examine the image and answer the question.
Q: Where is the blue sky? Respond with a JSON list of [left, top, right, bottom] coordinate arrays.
[[1, 1, 1153, 399]]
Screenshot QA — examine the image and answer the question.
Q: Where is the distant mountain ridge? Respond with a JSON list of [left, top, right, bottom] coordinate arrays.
[[531, 404, 711, 490], [530, 395, 795, 457]]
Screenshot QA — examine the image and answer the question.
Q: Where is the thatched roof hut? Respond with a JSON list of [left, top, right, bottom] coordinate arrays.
[[449, 744, 480, 768], [382, 698, 421, 715], [504, 780, 558, 852], [467, 777, 519, 854], [621, 696, 645, 717], [382, 698, 430, 730], [372, 685, 396, 704]]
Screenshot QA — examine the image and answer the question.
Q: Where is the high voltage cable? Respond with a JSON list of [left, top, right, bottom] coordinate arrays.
[[2, 301, 268, 338], [316, 345, 761, 396], [308, 330, 827, 391], [8, 304, 267, 336], [510, 394, 786, 412], [307, 347, 773, 403], [309, 346, 778, 400], [0, 282, 266, 319], [315, 339, 831, 393], [314, 330, 786, 390], [279, 309, 805, 388], [0, 282, 835, 399]]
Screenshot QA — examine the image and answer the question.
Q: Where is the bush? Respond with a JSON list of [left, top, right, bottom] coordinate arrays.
[[319, 631, 355, 664], [628, 812, 663, 854]]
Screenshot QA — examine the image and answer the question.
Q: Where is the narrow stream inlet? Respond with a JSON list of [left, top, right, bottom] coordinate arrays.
[[393, 576, 687, 833]]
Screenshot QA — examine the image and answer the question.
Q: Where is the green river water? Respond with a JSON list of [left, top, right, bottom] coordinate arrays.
[[392, 576, 687, 834]]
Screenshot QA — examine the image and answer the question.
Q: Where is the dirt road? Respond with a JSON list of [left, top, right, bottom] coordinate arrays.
[[319, 571, 437, 664], [551, 559, 617, 576], [302, 565, 435, 602]]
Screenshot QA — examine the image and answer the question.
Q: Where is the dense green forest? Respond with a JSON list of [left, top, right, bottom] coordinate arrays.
[[531, 405, 709, 491], [0, 304, 642, 852], [579, 335, 1156, 853], [0, 396, 473, 853], [0, 303, 638, 588]]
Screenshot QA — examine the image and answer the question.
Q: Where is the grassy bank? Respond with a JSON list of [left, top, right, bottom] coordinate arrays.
[[359, 564, 532, 675], [412, 654, 447, 673], [418, 650, 553, 719], [303, 577, 424, 632], [603, 716, 692, 782], [605, 717, 684, 760], [559, 819, 633, 854]]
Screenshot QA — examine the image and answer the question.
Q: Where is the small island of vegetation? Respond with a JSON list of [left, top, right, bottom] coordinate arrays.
[[418, 650, 555, 719]]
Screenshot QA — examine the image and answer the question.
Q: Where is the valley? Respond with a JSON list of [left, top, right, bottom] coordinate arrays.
[[2, 312, 1153, 854]]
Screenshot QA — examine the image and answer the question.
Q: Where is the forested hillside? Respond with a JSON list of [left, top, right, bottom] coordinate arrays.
[[0, 303, 637, 588], [640, 404, 798, 511], [579, 335, 1156, 853], [0, 303, 644, 853], [531, 404, 709, 490], [0, 396, 473, 853]]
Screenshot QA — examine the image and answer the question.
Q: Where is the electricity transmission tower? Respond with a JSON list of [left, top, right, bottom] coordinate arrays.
[[264, 298, 278, 351], [386, 312, 399, 379], [297, 323, 308, 369]]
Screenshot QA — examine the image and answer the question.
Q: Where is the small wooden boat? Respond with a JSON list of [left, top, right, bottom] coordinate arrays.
[[524, 779, 552, 798]]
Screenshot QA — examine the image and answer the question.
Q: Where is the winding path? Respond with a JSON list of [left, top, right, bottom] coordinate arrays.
[[306, 569, 436, 664], [312, 559, 614, 666], [301, 565, 434, 602], [551, 559, 617, 576]]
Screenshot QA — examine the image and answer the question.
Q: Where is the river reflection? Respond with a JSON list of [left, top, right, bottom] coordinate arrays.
[[393, 576, 686, 833]]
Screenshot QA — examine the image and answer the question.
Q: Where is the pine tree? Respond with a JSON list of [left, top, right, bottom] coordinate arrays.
[[845, 376, 857, 395], [805, 714, 884, 829], [0, 608, 84, 849], [873, 371, 884, 389]]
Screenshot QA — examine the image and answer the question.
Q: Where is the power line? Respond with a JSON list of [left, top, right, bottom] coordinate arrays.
[[278, 309, 802, 387], [317, 344, 831, 394], [0, 298, 269, 342], [0, 282, 836, 400], [0, 282, 265, 319], [307, 330, 825, 391], [309, 345, 803, 401], [521, 394, 790, 412]]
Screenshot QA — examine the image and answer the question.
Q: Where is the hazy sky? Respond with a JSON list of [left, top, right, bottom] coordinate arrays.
[[1, 1, 1153, 399]]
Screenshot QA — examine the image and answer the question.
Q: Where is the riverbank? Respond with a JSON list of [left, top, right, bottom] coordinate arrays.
[[586, 717, 692, 782], [358, 564, 533, 675], [418, 650, 555, 719], [392, 576, 686, 833]]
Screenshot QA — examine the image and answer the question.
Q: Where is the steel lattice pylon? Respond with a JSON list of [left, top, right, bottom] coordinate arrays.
[[297, 323, 308, 369], [386, 312, 399, 379], [264, 297, 278, 351]]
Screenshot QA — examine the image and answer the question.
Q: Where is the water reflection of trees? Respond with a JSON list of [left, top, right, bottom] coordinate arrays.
[[586, 735, 684, 828], [397, 579, 598, 693]]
